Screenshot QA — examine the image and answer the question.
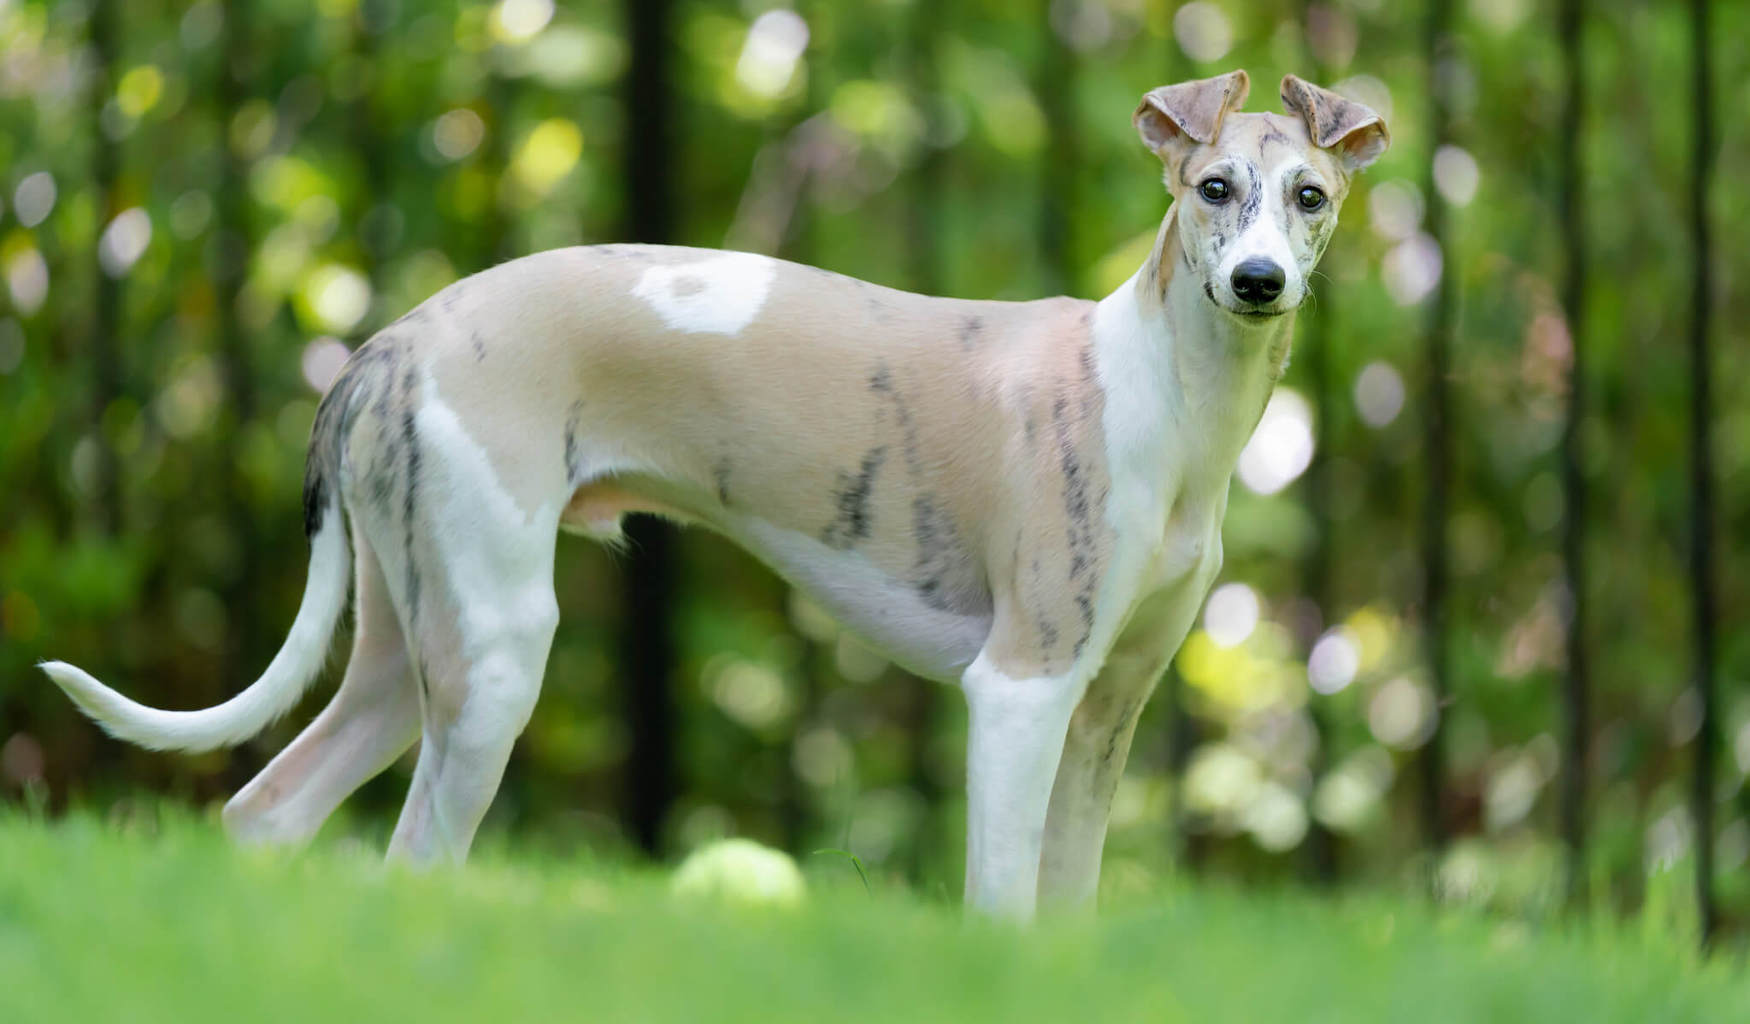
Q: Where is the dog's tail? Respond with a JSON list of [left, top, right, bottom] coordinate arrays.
[[40, 363, 367, 753], [40, 500, 350, 753]]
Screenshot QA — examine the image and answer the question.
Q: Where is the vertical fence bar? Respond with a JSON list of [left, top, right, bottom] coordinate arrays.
[[619, 0, 678, 858], [1416, 0, 1455, 856], [87, 0, 122, 536], [1555, 0, 1590, 909], [1037, 0, 1074, 295], [1298, 1, 1340, 887], [1685, 0, 1718, 950]]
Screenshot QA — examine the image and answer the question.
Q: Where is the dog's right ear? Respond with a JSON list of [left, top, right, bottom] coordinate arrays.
[[1134, 70, 1251, 165]]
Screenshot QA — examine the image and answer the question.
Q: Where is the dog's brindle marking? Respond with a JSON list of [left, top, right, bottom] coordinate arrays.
[[821, 445, 887, 549], [712, 456, 734, 507], [48, 71, 1387, 922], [958, 315, 984, 350], [562, 401, 586, 487], [397, 360, 422, 629]]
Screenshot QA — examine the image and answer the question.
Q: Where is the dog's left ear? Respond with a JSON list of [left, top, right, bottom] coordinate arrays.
[[1279, 74, 1389, 173]]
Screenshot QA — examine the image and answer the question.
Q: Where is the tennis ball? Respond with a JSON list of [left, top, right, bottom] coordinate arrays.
[[671, 838, 806, 909]]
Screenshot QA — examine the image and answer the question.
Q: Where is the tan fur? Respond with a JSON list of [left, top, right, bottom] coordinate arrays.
[[341, 246, 1111, 681]]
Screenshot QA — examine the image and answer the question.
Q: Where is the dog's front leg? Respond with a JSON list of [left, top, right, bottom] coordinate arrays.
[[960, 651, 1088, 920], [1033, 652, 1162, 914], [1035, 566, 1220, 911]]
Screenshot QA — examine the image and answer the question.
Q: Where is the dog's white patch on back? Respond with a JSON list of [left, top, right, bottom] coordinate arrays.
[[631, 251, 776, 335]]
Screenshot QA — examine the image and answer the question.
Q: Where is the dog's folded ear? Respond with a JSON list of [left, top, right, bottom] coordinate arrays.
[[1134, 70, 1251, 163], [1279, 74, 1390, 173]]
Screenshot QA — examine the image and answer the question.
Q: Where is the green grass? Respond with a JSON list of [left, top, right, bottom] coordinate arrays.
[[0, 809, 1743, 1023]]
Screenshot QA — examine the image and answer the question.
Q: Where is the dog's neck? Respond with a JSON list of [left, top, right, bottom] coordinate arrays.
[[1092, 205, 1295, 501]]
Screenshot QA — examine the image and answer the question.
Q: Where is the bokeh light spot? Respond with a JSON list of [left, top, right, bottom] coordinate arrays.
[[99, 208, 153, 278], [1308, 627, 1359, 694], [1368, 675, 1435, 749], [13, 172, 57, 228], [1238, 388, 1314, 495], [1353, 361, 1405, 428], [1203, 582, 1261, 649], [512, 118, 584, 198], [1174, 2, 1233, 63], [491, 0, 554, 45], [432, 108, 486, 161], [117, 65, 164, 118], [304, 264, 372, 333], [1382, 232, 1442, 306], [5, 247, 48, 315], [736, 10, 809, 100], [1433, 145, 1479, 206], [1367, 179, 1423, 242], [301, 337, 351, 394]]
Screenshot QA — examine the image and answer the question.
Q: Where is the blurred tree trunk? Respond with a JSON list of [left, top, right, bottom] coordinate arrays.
[[1556, 0, 1591, 910], [1416, 0, 1456, 858], [618, 0, 678, 859], [1685, 0, 1718, 949], [87, 0, 122, 536]]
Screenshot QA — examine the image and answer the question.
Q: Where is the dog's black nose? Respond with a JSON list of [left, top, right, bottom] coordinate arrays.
[[1230, 259, 1286, 305]]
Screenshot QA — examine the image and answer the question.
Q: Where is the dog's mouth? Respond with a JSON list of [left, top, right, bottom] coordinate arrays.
[[1202, 283, 1295, 322], [1223, 303, 1292, 322]]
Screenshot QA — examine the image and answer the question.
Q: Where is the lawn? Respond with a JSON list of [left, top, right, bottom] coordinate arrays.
[[0, 808, 1742, 1022]]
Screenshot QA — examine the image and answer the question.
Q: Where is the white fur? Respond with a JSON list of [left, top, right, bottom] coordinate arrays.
[[1216, 153, 1319, 308], [730, 516, 988, 683], [384, 376, 562, 862], [39, 512, 350, 753], [631, 251, 777, 335], [960, 652, 1085, 919], [222, 526, 418, 848]]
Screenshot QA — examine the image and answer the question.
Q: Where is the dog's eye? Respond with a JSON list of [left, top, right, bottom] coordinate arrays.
[[1198, 178, 1230, 204], [1297, 186, 1327, 211]]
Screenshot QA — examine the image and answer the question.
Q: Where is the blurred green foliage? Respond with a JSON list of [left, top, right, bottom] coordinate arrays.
[[1, 0, 1747, 925]]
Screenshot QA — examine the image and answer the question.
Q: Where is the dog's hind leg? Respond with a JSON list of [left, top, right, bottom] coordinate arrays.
[[360, 390, 563, 865], [222, 522, 420, 847], [383, 530, 559, 864]]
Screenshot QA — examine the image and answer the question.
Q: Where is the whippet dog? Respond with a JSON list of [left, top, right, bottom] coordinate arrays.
[[43, 70, 1387, 919]]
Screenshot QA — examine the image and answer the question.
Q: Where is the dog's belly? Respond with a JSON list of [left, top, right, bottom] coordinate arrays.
[[726, 516, 990, 684]]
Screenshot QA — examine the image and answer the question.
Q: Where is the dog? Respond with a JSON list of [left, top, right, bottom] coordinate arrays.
[[43, 70, 1387, 919]]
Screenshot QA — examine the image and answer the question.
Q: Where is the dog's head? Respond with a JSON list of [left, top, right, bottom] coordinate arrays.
[[1135, 70, 1389, 321]]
